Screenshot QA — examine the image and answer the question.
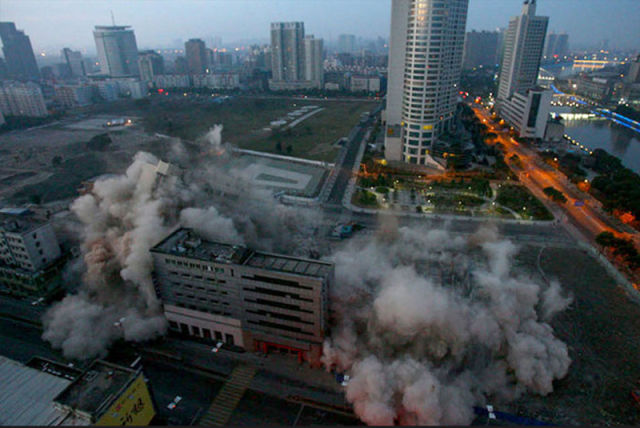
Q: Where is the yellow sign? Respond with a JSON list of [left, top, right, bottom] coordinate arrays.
[[422, 125, 433, 130], [96, 374, 155, 426]]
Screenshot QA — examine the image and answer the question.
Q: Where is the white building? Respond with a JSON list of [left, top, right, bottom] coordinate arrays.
[[93, 25, 140, 77], [499, 87, 552, 139], [0, 81, 48, 117], [153, 74, 191, 89], [192, 73, 240, 89], [304, 35, 324, 88], [384, 0, 469, 165], [496, 0, 549, 139]]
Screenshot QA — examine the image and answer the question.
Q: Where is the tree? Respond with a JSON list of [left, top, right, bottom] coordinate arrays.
[[275, 141, 282, 152], [286, 145, 293, 154], [543, 186, 567, 203], [51, 156, 63, 167]]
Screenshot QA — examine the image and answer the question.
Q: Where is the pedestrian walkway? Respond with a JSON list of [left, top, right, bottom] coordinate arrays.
[[198, 364, 256, 426]]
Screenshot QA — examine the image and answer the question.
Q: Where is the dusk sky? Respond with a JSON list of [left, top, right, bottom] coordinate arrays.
[[1, 0, 639, 53]]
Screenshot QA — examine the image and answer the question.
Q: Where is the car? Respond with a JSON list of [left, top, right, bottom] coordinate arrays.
[[31, 297, 45, 306], [174, 396, 182, 403], [212, 341, 224, 353], [167, 402, 177, 410], [341, 375, 350, 387]]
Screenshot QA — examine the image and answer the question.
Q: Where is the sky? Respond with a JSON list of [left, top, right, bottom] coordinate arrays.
[[1, 0, 639, 54]]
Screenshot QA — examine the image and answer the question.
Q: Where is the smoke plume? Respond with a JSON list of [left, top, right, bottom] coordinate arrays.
[[323, 225, 572, 425], [43, 126, 323, 359]]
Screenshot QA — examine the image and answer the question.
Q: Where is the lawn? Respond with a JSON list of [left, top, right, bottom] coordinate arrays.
[[142, 96, 378, 162], [496, 184, 553, 220]]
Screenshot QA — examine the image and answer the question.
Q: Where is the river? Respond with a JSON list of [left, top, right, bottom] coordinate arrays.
[[561, 117, 640, 174]]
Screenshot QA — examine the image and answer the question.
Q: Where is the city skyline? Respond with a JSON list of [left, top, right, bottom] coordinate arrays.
[[1, 0, 639, 54]]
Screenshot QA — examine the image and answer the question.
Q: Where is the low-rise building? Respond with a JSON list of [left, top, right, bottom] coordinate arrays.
[[153, 74, 191, 89], [151, 228, 333, 366], [0, 81, 48, 117], [349, 74, 381, 93], [54, 84, 95, 108], [0, 209, 65, 299], [497, 86, 552, 139], [192, 72, 241, 89], [0, 356, 156, 426]]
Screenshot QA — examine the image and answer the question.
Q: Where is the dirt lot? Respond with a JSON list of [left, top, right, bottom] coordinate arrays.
[[509, 244, 640, 426]]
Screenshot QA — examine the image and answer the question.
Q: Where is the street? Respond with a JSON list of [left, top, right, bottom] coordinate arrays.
[[473, 106, 638, 247]]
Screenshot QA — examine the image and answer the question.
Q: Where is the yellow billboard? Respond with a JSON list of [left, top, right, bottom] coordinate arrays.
[[96, 374, 156, 426]]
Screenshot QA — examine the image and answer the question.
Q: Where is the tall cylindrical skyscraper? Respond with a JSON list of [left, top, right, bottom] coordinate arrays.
[[384, 0, 469, 166]]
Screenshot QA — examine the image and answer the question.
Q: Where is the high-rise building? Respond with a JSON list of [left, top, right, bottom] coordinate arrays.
[[0, 22, 40, 81], [625, 54, 640, 84], [61, 48, 86, 77], [463, 30, 500, 69], [304, 35, 324, 87], [270, 22, 305, 86], [497, 1, 548, 101], [496, 0, 551, 139], [151, 228, 333, 366], [0, 81, 48, 117], [185, 38, 208, 75], [543, 32, 569, 60], [384, 0, 469, 165], [337, 34, 356, 53], [138, 50, 165, 81], [93, 25, 139, 77]]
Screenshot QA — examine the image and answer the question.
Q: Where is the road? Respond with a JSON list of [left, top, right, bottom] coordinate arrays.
[[325, 120, 371, 205], [473, 106, 638, 247]]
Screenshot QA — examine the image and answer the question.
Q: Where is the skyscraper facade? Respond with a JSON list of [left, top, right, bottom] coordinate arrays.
[[185, 39, 208, 75], [337, 34, 356, 54], [543, 33, 569, 60], [270, 22, 305, 82], [61, 48, 86, 77], [93, 25, 140, 77], [138, 50, 165, 81], [304, 35, 324, 88], [497, 1, 548, 101], [0, 22, 40, 81], [496, 0, 551, 139], [384, 0, 469, 165]]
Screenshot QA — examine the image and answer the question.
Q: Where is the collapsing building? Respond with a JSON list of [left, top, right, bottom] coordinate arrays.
[[0, 356, 156, 426], [150, 228, 333, 366]]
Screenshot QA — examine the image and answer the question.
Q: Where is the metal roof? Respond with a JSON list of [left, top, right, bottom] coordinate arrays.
[[0, 356, 76, 426]]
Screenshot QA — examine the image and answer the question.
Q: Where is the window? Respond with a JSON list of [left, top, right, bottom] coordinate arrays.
[[215, 331, 223, 341], [225, 334, 234, 345], [191, 326, 201, 337]]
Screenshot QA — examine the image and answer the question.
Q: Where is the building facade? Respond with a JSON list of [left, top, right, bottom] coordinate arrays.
[[61, 48, 86, 77], [303, 35, 324, 88], [0, 81, 48, 117], [137, 50, 165, 82], [151, 228, 333, 366], [384, 0, 469, 165], [93, 25, 140, 77], [54, 84, 95, 108], [496, 0, 550, 139], [0, 22, 40, 81], [270, 22, 305, 82], [496, 1, 548, 101], [185, 39, 208, 75], [337, 34, 356, 54], [543, 32, 569, 60], [498, 87, 552, 139], [0, 210, 64, 299]]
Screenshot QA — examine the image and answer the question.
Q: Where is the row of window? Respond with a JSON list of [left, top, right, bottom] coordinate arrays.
[[168, 320, 235, 345], [172, 301, 232, 317], [164, 257, 226, 274]]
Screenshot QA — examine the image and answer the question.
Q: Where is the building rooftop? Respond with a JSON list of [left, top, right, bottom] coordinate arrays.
[[152, 228, 333, 279], [0, 356, 76, 426], [53, 360, 139, 421], [0, 216, 44, 234]]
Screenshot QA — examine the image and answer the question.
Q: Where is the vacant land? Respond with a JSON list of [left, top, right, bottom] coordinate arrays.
[[509, 244, 640, 426], [142, 96, 377, 162]]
